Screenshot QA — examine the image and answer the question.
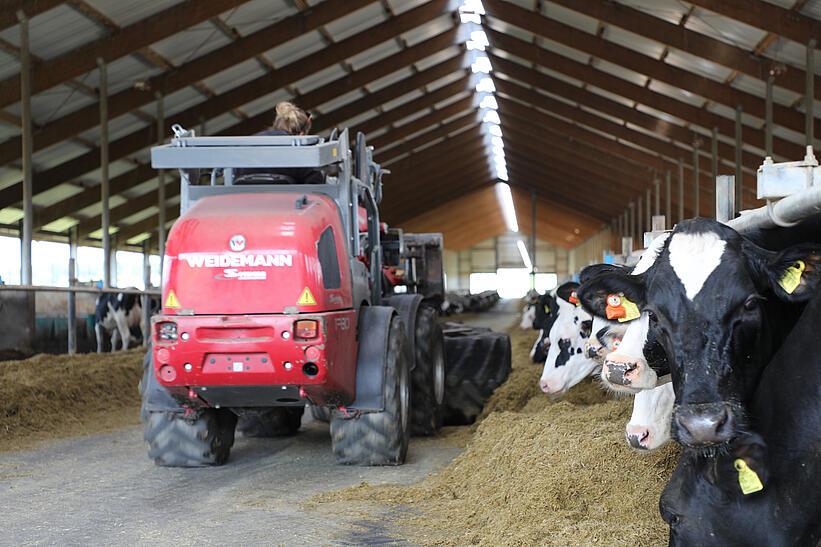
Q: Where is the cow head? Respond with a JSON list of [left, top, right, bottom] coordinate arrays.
[[519, 304, 536, 330], [584, 315, 627, 363], [599, 312, 670, 393], [625, 381, 674, 451], [538, 282, 597, 396], [660, 432, 769, 544], [579, 218, 821, 449]]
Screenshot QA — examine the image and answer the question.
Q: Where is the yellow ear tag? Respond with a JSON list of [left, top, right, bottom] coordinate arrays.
[[618, 296, 641, 323], [734, 459, 764, 495], [779, 260, 806, 294]]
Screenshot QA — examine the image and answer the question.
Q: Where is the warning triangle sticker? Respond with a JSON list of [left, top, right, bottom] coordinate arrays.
[[165, 290, 181, 308], [297, 287, 317, 306]]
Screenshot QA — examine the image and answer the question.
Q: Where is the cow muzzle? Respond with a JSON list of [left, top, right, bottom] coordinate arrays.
[[602, 353, 654, 392], [674, 403, 735, 447]]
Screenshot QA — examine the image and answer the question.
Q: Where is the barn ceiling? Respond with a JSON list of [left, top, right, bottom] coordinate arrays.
[[0, 0, 818, 251]]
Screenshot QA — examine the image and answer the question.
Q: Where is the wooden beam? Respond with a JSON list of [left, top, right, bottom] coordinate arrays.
[[485, 27, 805, 163], [483, 0, 817, 138], [686, 0, 821, 47], [0, 3, 454, 210], [549, 0, 818, 100], [0, 0, 258, 108]]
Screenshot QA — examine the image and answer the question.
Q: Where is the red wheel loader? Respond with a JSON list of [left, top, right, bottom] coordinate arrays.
[[142, 126, 445, 466]]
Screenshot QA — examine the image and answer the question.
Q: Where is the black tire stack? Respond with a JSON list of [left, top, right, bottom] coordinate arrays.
[[409, 305, 445, 436], [440, 323, 512, 425]]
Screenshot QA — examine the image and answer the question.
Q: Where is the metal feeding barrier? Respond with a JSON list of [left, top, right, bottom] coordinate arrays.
[[0, 257, 160, 354]]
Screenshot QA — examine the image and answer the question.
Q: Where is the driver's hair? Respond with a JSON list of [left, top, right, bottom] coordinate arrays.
[[273, 101, 312, 135]]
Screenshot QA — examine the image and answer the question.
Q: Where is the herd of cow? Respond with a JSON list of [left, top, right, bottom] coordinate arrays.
[[521, 216, 821, 546]]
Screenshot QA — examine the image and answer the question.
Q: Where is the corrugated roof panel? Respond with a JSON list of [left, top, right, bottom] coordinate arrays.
[[161, 86, 208, 118], [33, 183, 83, 207], [732, 74, 801, 106], [366, 67, 414, 93], [402, 13, 454, 46], [685, 8, 766, 51], [325, 3, 388, 42], [121, 178, 160, 200], [83, 0, 185, 27], [647, 79, 707, 108], [348, 39, 404, 71], [586, 85, 635, 108], [535, 64, 584, 87], [0, 5, 106, 61], [414, 47, 461, 71], [536, 87, 582, 108], [541, 1, 600, 35], [83, 55, 164, 97], [222, 0, 295, 37], [76, 112, 146, 148], [293, 64, 349, 95], [265, 30, 326, 68], [595, 59, 648, 87], [538, 37, 592, 66], [664, 50, 734, 83], [316, 88, 367, 115], [0, 208, 23, 224], [20, 84, 96, 126], [705, 101, 764, 129], [240, 89, 292, 119], [150, 22, 234, 67], [32, 140, 88, 170], [634, 103, 690, 128], [800, 0, 821, 19], [200, 58, 268, 95], [0, 123, 20, 141], [0, 166, 21, 191], [0, 49, 19, 80], [392, 107, 434, 128], [424, 71, 466, 91], [603, 26, 666, 60], [612, 0, 686, 25], [768, 38, 820, 72], [434, 90, 471, 109], [495, 71, 531, 91], [486, 17, 534, 43], [771, 124, 810, 151], [387, 0, 430, 15], [381, 89, 425, 111], [42, 217, 79, 233], [580, 104, 625, 126]]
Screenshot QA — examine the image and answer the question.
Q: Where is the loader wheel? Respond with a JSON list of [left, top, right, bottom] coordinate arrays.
[[410, 305, 445, 436], [236, 406, 304, 438], [143, 408, 238, 467], [330, 315, 410, 465], [310, 405, 332, 423], [442, 328, 511, 425]]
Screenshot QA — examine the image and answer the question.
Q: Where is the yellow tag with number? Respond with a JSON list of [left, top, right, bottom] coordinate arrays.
[[618, 296, 641, 323], [734, 459, 764, 495], [779, 260, 806, 294]]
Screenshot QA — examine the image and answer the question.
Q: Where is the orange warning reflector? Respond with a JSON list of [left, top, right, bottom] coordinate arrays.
[[297, 287, 317, 306], [165, 290, 181, 308]]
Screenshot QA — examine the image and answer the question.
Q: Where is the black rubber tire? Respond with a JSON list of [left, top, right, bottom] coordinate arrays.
[[143, 408, 238, 467], [140, 348, 238, 467], [310, 405, 332, 423], [236, 406, 304, 438], [330, 315, 410, 466], [442, 328, 512, 426], [410, 306, 445, 436]]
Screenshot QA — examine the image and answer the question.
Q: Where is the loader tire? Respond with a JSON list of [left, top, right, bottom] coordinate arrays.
[[410, 306, 445, 436], [310, 405, 332, 423], [330, 315, 410, 465], [143, 408, 238, 467], [442, 328, 511, 425], [236, 407, 304, 438]]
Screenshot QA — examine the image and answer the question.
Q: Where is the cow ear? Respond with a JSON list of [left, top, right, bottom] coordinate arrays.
[[577, 272, 646, 318], [555, 281, 579, 304], [767, 244, 821, 302], [725, 433, 768, 496], [579, 263, 629, 285]]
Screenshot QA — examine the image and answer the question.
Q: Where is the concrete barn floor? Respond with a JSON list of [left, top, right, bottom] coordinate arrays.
[[0, 300, 519, 546]]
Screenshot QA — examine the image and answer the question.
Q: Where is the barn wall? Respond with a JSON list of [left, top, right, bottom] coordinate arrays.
[[567, 228, 613, 274]]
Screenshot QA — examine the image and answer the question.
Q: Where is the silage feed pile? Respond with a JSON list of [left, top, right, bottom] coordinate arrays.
[[0, 350, 145, 451], [313, 321, 678, 546]]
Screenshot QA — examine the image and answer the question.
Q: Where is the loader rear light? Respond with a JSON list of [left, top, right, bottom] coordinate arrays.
[[156, 321, 178, 342], [294, 319, 318, 339], [304, 346, 321, 361]]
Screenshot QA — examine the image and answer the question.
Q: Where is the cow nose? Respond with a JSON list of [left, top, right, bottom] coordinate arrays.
[[539, 379, 552, 394], [603, 355, 639, 386], [674, 404, 734, 446], [625, 425, 651, 450]]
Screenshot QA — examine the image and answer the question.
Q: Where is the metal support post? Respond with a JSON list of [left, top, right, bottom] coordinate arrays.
[[735, 106, 743, 214], [711, 127, 718, 182], [142, 241, 151, 347], [109, 234, 117, 286], [716, 175, 735, 223], [629, 203, 635, 250], [654, 177, 660, 216], [199, 116, 207, 137], [677, 159, 684, 222], [99, 58, 111, 288], [807, 39, 815, 147], [665, 170, 671, 229], [18, 11, 33, 285], [645, 188, 651, 232], [67, 227, 78, 355], [530, 190, 536, 288], [637, 196, 644, 244], [766, 75, 774, 157], [156, 93, 166, 274], [692, 139, 700, 218]]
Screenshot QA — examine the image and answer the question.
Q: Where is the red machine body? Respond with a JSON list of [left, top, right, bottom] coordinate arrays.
[[152, 192, 358, 407]]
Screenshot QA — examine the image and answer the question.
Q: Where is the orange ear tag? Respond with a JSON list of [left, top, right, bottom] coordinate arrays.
[[605, 293, 625, 320], [569, 291, 580, 306]]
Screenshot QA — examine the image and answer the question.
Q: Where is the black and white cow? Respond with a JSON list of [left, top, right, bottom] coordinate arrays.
[[579, 217, 821, 449], [528, 292, 559, 363], [538, 282, 596, 396], [660, 288, 821, 546], [95, 291, 147, 352]]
